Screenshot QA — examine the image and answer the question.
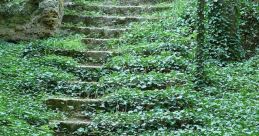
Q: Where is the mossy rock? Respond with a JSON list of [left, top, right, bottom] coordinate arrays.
[[0, 0, 64, 41]]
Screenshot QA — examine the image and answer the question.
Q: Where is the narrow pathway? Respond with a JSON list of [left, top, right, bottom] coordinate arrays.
[[46, 0, 172, 135]]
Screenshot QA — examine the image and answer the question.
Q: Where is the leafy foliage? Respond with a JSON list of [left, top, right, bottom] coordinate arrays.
[[240, 0, 259, 58], [105, 53, 191, 72], [100, 71, 191, 90], [0, 0, 258, 135], [103, 88, 196, 112], [0, 38, 80, 135], [78, 110, 201, 135], [207, 0, 244, 61], [0, 92, 54, 135]]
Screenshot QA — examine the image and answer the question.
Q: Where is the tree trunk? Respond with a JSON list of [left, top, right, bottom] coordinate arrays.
[[195, 0, 206, 91], [208, 0, 244, 61]]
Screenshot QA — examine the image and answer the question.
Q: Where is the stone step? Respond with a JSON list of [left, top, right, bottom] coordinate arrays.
[[46, 97, 102, 112], [62, 26, 127, 38], [66, 4, 172, 16], [108, 0, 173, 5], [68, 81, 98, 85], [71, 112, 92, 120], [52, 119, 91, 135], [62, 15, 157, 27], [82, 38, 120, 50], [52, 49, 113, 64], [65, 0, 173, 6], [77, 64, 103, 69], [85, 51, 113, 63], [81, 50, 114, 63]]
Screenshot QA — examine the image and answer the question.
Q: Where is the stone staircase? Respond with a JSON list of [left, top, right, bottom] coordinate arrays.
[[46, 0, 172, 135]]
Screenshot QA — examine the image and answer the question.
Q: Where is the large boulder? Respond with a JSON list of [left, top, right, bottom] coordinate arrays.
[[0, 0, 64, 41]]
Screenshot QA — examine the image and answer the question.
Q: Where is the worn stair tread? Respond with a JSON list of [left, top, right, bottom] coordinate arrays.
[[62, 15, 158, 27], [86, 50, 113, 54], [86, 50, 113, 56], [63, 26, 128, 31], [82, 38, 120, 47], [46, 97, 103, 112], [64, 15, 157, 19], [80, 51, 113, 55], [65, 0, 173, 6], [47, 97, 102, 102], [68, 81, 98, 84], [77, 65, 103, 69], [85, 50, 114, 57], [52, 119, 91, 125], [52, 119, 91, 133], [72, 112, 92, 120], [83, 38, 116, 41], [83, 38, 120, 42], [76, 5, 172, 8], [83, 38, 114, 49], [80, 50, 114, 63], [62, 26, 128, 38], [51, 49, 111, 55], [66, 4, 172, 11], [84, 38, 116, 40], [46, 97, 102, 106]]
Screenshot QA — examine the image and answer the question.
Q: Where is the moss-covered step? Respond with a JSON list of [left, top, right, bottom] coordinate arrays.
[[84, 51, 114, 63], [82, 38, 120, 50], [51, 119, 91, 135], [52, 109, 198, 135], [46, 88, 193, 113], [109, 0, 174, 5], [62, 26, 127, 38], [66, 0, 174, 6], [46, 97, 103, 112], [51, 49, 114, 63], [62, 15, 157, 27], [65, 5, 172, 16]]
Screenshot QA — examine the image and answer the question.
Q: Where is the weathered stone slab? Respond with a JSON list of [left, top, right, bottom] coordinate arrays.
[[0, 0, 64, 41]]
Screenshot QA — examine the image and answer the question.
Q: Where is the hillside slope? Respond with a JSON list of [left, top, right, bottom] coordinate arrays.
[[0, 0, 258, 135]]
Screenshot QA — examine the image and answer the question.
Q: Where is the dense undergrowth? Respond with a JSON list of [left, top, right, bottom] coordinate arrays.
[[0, 36, 87, 135], [79, 0, 258, 135], [0, 42, 63, 135], [0, 0, 258, 135]]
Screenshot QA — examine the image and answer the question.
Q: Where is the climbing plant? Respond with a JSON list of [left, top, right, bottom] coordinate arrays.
[[239, 0, 259, 58], [195, 0, 206, 91], [207, 0, 245, 61], [193, 0, 258, 90]]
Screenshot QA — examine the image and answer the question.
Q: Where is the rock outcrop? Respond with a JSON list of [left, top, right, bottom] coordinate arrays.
[[0, 0, 64, 41]]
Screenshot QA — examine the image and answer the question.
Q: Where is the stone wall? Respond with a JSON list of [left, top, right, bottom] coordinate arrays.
[[0, 0, 64, 41]]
